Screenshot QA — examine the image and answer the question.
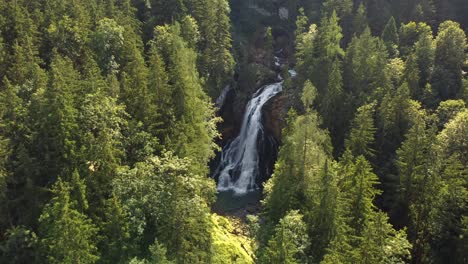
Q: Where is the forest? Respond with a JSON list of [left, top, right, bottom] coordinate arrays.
[[0, 0, 466, 263]]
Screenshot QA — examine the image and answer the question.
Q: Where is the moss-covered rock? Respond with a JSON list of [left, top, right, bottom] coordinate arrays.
[[211, 214, 254, 264]]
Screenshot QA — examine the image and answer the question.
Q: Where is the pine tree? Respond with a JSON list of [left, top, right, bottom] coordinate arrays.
[[314, 10, 344, 94], [146, 46, 174, 143], [414, 28, 435, 89], [381, 16, 399, 57], [193, 0, 234, 96], [263, 81, 331, 225], [34, 54, 80, 185], [100, 194, 132, 264], [39, 178, 99, 264], [295, 7, 308, 44], [404, 54, 422, 100], [358, 211, 412, 263], [342, 156, 381, 237], [261, 210, 310, 264], [344, 27, 388, 107], [296, 24, 318, 83], [396, 115, 441, 263], [320, 58, 344, 149], [345, 102, 377, 160], [120, 33, 149, 124], [153, 22, 220, 174], [308, 161, 340, 261], [352, 3, 367, 36]]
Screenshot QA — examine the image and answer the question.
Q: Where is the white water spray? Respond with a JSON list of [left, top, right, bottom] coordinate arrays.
[[216, 81, 283, 195]]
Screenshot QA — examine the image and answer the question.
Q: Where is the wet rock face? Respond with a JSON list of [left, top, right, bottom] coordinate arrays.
[[262, 93, 291, 143]]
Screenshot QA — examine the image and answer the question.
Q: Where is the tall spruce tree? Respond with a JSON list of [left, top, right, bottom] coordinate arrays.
[[39, 177, 99, 264]]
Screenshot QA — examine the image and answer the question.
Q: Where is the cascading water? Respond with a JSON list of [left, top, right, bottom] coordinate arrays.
[[215, 81, 283, 195]]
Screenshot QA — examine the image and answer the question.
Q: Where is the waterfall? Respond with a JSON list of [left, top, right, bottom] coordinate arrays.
[[215, 81, 283, 195], [215, 84, 233, 109]]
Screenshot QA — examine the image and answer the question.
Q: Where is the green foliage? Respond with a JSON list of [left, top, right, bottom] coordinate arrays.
[[352, 3, 367, 36], [381, 16, 399, 57], [263, 91, 331, 225], [34, 54, 80, 183], [92, 18, 125, 75], [436, 99, 466, 128], [0, 1, 466, 263], [345, 102, 377, 159], [344, 27, 388, 106], [39, 177, 99, 264], [113, 153, 215, 263], [432, 21, 467, 101], [260, 210, 309, 264], [211, 214, 254, 264], [0, 226, 39, 263], [152, 22, 221, 174]]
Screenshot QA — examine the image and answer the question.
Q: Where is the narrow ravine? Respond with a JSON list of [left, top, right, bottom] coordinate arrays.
[[212, 52, 294, 216]]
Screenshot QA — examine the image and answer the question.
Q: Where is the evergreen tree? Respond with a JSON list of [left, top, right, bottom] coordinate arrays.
[[263, 81, 331, 225], [404, 54, 423, 100], [345, 102, 377, 160], [344, 27, 388, 107], [342, 156, 381, 237], [396, 114, 441, 263], [153, 22, 220, 174], [33, 54, 80, 185], [357, 211, 412, 263], [308, 161, 340, 261], [296, 24, 318, 84], [192, 0, 234, 96], [352, 3, 368, 36], [260, 210, 310, 264], [320, 58, 345, 151], [100, 194, 132, 263], [39, 178, 99, 264], [381, 16, 399, 57], [414, 28, 435, 89], [314, 10, 344, 94]]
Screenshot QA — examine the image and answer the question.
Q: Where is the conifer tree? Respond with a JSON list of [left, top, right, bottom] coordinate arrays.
[[261, 210, 309, 264], [320, 58, 345, 151], [308, 161, 340, 261], [381, 16, 399, 57], [342, 156, 381, 237], [404, 54, 422, 100], [314, 10, 344, 94], [345, 102, 377, 160], [39, 178, 99, 264], [396, 113, 442, 262], [34, 54, 80, 184], [153, 22, 220, 174], [358, 211, 412, 263], [344, 27, 388, 107], [100, 194, 132, 264], [263, 81, 331, 225], [352, 3, 367, 36], [295, 8, 308, 44]]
